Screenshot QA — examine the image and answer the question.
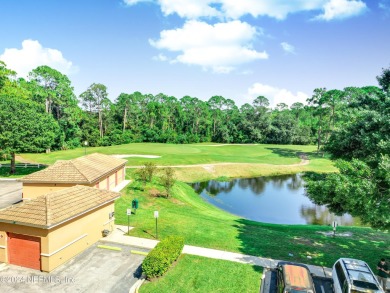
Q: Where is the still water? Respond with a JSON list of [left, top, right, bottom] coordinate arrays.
[[192, 174, 359, 226]]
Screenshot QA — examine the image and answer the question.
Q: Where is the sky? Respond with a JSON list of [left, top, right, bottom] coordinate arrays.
[[0, 0, 389, 108]]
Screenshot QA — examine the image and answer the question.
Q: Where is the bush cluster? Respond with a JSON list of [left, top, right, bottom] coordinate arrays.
[[142, 235, 184, 279]]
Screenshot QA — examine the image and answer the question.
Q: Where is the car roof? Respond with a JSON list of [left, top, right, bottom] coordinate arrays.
[[282, 264, 312, 289], [338, 258, 380, 289]]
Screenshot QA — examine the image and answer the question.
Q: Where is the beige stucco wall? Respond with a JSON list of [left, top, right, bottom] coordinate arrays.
[[108, 173, 116, 190], [43, 202, 115, 272], [23, 183, 77, 200], [23, 166, 125, 198], [0, 224, 49, 268], [0, 202, 115, 272]]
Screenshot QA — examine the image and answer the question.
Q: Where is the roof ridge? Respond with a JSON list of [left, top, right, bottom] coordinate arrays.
[[69, 159, 91, 183]]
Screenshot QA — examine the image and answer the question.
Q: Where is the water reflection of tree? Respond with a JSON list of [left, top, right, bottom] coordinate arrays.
[[268, 174, 303, 191], [287, 174, 304, 191], [238, 177, 267, 195], [300, 205, 356, 226], [191, 180, 236, 196], [192, 174, 305, 197]]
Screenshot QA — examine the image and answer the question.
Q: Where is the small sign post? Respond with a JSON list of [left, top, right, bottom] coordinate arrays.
[[154, 211, 159, 239], [332, 221, 338, 237], [127, 208, 132, 234]]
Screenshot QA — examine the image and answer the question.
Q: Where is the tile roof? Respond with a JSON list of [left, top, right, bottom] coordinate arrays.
[[21, 153, 127, 184], [0, 185, 120, 229]]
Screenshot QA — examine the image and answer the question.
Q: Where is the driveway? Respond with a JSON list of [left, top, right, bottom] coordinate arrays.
[[0, 180, 22, 209], [0, 242, 149, 293]]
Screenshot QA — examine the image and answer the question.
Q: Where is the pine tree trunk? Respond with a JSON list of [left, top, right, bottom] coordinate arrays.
[[123, 108, 127, 133], [99, 110, 103, 138], [10, 152, 16, 175]]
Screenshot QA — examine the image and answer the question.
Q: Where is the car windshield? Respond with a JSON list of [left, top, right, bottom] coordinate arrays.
[[352, 281, 379, 291], [348, 270, 376, 284]]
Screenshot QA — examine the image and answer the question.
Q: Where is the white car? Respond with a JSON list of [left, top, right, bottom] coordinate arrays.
[[332, 258, 384, 293]]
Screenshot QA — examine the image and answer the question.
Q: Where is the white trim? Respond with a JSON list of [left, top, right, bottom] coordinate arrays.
[[103, 218, 115, 226], [40, 234, 88, 257], [0, 245, 5, 249]]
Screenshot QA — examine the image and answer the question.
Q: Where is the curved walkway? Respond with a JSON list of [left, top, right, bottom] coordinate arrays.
[[101, 225, 331, 277]]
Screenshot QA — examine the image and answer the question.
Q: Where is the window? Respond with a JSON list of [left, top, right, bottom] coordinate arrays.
[[336, 262, 347, 288]]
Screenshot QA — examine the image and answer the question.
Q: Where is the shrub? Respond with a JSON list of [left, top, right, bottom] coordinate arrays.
[[142, 235, 184, 279]]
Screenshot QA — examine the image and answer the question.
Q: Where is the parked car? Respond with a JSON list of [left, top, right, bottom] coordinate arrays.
[[276, 262, 316, 293], [260, 261, 333, 293], [332, 258, 384, 293]]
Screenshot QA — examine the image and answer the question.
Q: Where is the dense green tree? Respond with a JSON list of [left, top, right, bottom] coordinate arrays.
[[0, 61, 16, 91], [28, 66, 80, 149], [305, 158, 389, 229], [305, 71, 390, 229], [377, 66, 390, 93], [307, 88, 328, 152], [79, 83, 111, 138], [0, 95, 59, 174]]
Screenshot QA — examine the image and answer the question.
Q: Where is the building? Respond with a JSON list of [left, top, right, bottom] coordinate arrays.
[[21, 153, 127, 200], [0, 185, 119, 272]]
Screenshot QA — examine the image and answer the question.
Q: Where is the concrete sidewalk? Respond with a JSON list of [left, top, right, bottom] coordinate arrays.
[[101, 225, 332, 278]]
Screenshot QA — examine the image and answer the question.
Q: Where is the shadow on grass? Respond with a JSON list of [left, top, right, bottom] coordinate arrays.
[[265, 148, 302, 159], [234, 217, 390, 272], [143, 229, 158, 239], [0, 167, 45, 177], [265, 147, 330, 160], [233, 218, 336, 269]]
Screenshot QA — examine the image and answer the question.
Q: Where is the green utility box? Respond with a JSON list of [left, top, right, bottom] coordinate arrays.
[[132, 199, 139, 209]]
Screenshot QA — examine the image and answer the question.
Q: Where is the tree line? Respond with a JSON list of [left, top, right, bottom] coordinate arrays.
[[3, 61, 386, 152]]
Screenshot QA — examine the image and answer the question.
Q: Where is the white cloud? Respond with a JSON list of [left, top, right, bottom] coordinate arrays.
[[314, 0, 367, 21], [123, 0, 145, 5], [247, 83, 308, 108], [152, 53, 169, 61], [0, 40, 77, 78], [149, 20, 268, 73], [158, 0, 221, 18], [220, 0, 327, 20], [125, 0, 367, 21], [281, 42, 295, 54]]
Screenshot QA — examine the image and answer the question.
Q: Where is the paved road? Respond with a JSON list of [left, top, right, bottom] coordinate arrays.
[[0, 180, 22, 209], [0, 242, 148, 293]]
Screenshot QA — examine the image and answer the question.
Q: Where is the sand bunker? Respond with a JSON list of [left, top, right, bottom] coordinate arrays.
[[111, 154, 161, 159]]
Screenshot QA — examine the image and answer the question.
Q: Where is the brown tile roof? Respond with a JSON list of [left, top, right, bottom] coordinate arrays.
[[0, 185, 120, 229], [21, 153, 127, 184]]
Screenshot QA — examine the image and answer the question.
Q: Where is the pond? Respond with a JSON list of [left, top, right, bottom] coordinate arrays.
[[191, 174, 360, 226]]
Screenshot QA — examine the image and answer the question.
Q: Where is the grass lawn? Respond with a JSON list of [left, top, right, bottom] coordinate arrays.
[[0, 167, 45, 178], [116, 178, 390, 270], [18, 143, 337, 182], [139, 254, 262, 293]]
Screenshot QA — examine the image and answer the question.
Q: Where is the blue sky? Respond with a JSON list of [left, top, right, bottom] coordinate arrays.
[[1, 0, 389, 107]]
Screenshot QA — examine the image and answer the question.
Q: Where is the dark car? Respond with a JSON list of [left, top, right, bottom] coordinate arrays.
[[276, 262, 316, 293]]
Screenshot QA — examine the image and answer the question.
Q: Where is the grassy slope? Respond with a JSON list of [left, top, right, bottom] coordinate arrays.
[[140, 254, 262, 293], [117, 178, 390, 270]]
